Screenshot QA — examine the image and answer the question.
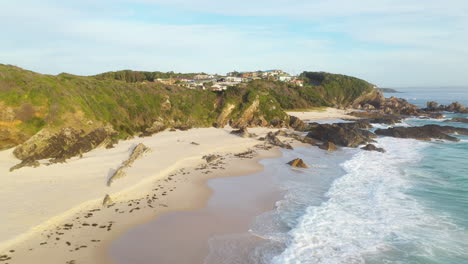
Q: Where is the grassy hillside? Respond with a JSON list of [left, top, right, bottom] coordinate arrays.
[[0, 65, 377, 156], [241, 72, 375, 110]]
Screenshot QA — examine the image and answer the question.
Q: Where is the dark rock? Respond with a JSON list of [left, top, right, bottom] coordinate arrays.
[[283, 133, 318, 145], [230, 127, 257, 138], [190, 142, 200, 145], [287, 158, 308, 168], [306, 123, 376, 148], [203, 154, 220, 163], [319, 141, 337, 151], [375, 125, 468, 141], [444, 117, 468, 124], [102, 194, 113, 206], [422, 101, 468, 114], [9, 159, 40, 172], [289, 115, 307, 131], [426, 101, 439, 111], [361, 144, 385, 153], [265, 132, 293, 149], [174, 125, 192, 131]]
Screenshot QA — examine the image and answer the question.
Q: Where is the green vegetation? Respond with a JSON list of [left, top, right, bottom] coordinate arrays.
[[94, 70, 203, 83], [0, 65, 376, 145]]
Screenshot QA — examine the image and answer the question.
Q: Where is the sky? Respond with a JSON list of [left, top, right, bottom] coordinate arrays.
[[0, 0, 467, 87]]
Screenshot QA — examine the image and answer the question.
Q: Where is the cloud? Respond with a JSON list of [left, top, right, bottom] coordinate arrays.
[[0, 0, 467, 86]]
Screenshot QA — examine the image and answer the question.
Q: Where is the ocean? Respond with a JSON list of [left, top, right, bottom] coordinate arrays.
[[209, 87, 468, 263]]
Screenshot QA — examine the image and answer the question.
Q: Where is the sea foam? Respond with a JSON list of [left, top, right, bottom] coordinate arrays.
[[271, 137, 438, 264]]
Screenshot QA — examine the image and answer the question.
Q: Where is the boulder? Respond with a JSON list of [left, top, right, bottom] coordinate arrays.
[[102, 194, 113, 206], [375, 125, 468, 142], [287, 158, 308, 168], [289, 115, 307, 131], [319, 142, 337, 151], [426, 101, 439, 111], [306, 123, 376, 148], [361, 144, 386, 153], [447, 102, 466, 113]]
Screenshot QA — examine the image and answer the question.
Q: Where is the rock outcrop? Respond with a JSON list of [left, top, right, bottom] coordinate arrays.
[[361, 144, 386, 153], [289, 115, 308, 131], [102, 194, 113, 206], [423, 101, 468, 114], [375, 125, 468, 142], [319, 141, 337, 151], [287, 158, 308, 168], [264, 132, 293, 149], [10, 126, 117, 171], [444, 117, 468, 124], [306, 123, 376, 148], [107, 143, 150, 186], [230, 127, 257, 138]]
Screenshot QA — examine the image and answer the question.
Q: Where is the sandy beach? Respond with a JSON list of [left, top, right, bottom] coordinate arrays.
[[287, 107, 357, 121], [0, 109, 347, 264], [0, 125, 309, 264]]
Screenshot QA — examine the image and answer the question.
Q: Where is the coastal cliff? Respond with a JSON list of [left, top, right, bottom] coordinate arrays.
[[0, 65, 379, 166]]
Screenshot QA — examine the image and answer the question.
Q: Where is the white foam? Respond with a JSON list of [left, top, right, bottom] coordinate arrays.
[[270, 137, 468, 263]]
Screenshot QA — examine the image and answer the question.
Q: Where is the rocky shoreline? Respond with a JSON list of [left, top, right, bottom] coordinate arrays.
[[2, 86, 468, 263]]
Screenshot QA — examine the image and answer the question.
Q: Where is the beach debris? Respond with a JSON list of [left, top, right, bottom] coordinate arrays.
[[107, 143, 151, 186], [190, 142, 200, 145], [230, 127, 257, 138], [287, 158, 308, 168], [319, 141, 337, 151], [361, 144, 386, 153], [102, 194, 113, 206], [234, 150, 255, 159]]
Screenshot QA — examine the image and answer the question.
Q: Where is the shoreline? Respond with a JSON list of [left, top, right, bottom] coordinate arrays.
[[107, 146, 286, 264], [0, 108, 354, 264], [0, 126, 307, 264]]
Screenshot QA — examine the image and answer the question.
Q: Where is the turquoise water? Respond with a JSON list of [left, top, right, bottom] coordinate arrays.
[[255, 88, 468, 263]]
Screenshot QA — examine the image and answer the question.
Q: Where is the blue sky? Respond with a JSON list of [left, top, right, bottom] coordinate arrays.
[[1, 0, 467, 87]]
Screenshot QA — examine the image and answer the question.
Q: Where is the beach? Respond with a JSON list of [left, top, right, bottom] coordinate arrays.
[[286, 108, 357, 121], [0, 123, 314, 264]]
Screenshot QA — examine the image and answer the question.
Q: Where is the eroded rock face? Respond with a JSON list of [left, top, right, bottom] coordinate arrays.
[[11, 126, 117, 171], [306, 123, 376, 148], [361, 144, 386, 153], [319, 141, 337, 151], [287, 158, 308, 168], [375, 125, 468, 142]]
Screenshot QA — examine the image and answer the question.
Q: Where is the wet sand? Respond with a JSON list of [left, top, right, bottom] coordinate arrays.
[[110, 164, 282, 264]]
